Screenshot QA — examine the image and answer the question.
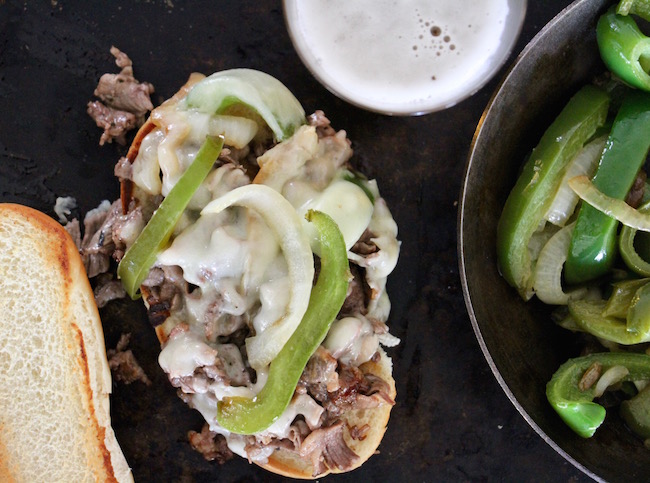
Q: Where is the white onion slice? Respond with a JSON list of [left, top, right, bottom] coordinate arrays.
[[533, 222, 587, 305], [569, 175, 650, 231], [544, 136, 606, 226], [208, 114, 259, 149], [593, 365, 629, 397], [201, 184, 314, 370]]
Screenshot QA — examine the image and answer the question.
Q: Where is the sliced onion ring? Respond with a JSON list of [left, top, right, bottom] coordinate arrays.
[[594, 365, 629, 397], [545, 136, 606, 226], [533, 222, 587, 305], [569, 175, 650, 230], [201, 184, 315, 370]]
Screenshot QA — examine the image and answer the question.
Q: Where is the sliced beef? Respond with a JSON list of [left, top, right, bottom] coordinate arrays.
[[287, 418, 311, 449], [142, 265, 187, 326], [88, 46, 154, 145], [321, 363, 394, 418], [339, 263, 371, 317], [107, 333, 151, 385], [94, 46, 154, 121], [203, 301, 247, 341], [348, 423, 370, 441], [114, 156, 133, 182], [299, 347, 339, 402], [87, 100, 137, 146], [64, 218, 82, 249], [299, 420, 359, 476], [170, 363, 228, 394], [300, 348, 393, 419], [308, 110, 337, 138], [79, 200, 121, 278], [188, 424, 234, 464], [93, 273, 127, 308], [215, 343, 250, 387], [351, 229, 378, 256]]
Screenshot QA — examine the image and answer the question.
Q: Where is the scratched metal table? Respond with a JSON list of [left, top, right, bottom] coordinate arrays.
[[0, 1, 590, 481]]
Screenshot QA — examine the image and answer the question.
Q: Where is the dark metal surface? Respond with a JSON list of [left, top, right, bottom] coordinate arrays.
[[461, 0, 650, 482], [0, 1, 593, 481]]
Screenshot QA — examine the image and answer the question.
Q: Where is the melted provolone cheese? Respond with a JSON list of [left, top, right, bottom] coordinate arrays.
[[158, 330, 217, 379], [298, 179, 374, 252], [324, 316, 379, 366], [130, 96, 401, 445]]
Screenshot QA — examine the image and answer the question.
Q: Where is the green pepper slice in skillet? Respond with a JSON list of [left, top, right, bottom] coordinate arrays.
[[618, 0, 650, 19], [598, 6, 650, 92], [565, 89, 650, 284], [567, 278, 650, 345], [619, 200, 650, 276], [497, 85, 609, 299], [217, 210, 349, 434], [547, 352, 650, 438]]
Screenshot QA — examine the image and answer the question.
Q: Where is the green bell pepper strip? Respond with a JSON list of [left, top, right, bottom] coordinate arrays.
[[547, 352, 650, 438], [597, 6, 650, 92], [216, 210, 349, 434], [603, 278, 650, 318], [620, 383, 650, 438], [117, 135, 225, 299], [496, 85, 609, 299], [627, 281, 650, 337], [568, 282, 650, 345], [565, 90, 650, 284], [618, 0, 650, 23], [569, 299, 640, 344], [620, 201, 650, 276]]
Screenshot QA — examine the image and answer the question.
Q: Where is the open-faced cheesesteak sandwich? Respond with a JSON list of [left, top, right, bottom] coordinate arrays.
[[107, 69, 400, 478]]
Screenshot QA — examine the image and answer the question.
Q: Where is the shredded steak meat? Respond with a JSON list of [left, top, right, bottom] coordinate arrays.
[[299, 347, 340, 401], [107, 333, 151, 385], [351, 229, 379, 256], [299, 420, 360, 476], [215, 343, 250, 387], [88, 46, 154, 145], [94, 272, 127, 308], [87, 101, 137, 146], [339, 263, 371, 317], [171, 364, 228, 394], [188, 424, 235, 464], [348, 423, 370, 441], [287, 418, 311, 449], [114, 156, 133, 182], [299, 347, 394, 418], [79, 200, 125, 278], [142, 265, 188, 326], [322, 363, 394, 418], [64, 218, 82, 249], [308, 110, 337, 138]]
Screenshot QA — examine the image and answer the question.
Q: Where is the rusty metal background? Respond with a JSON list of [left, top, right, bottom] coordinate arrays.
[[0, 1, 592, 481]]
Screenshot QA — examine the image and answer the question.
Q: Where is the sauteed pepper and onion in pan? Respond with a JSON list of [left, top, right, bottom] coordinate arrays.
[[498, 0, 650, 442]]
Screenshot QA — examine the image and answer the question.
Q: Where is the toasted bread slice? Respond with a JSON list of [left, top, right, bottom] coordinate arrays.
[[0, 204, 132, 483]]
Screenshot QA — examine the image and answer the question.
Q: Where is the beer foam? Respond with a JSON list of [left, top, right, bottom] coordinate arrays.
[[285, 0, 526, 114]]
